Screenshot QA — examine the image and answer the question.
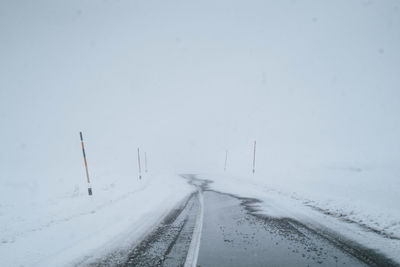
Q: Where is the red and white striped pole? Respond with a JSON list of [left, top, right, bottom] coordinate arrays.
[[252, 140, 256, 175], [80, 132, 93, 196], [137, 148, 142, 180]]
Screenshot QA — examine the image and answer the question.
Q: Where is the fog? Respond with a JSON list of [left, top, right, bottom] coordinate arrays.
[[1, 0, 400, 191]]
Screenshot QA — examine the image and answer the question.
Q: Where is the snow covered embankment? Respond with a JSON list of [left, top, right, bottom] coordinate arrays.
[[199, 169, 400, 264], [0, 173, 194, 267]]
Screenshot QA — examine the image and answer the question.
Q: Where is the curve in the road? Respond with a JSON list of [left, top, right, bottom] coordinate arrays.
[[91, 175, 399, 267]]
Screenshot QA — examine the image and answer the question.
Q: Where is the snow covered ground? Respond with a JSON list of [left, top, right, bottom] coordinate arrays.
[[199, 168, 400, 264], [1, 0, 399, 266], [0, 173, 194, 267]]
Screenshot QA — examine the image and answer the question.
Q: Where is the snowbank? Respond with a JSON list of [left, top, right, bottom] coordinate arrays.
[[199, 168, 400, 264], [0, 173, 194, 267]]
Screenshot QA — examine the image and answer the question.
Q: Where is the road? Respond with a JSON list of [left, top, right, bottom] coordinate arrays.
[[92, 175, 398, 267]]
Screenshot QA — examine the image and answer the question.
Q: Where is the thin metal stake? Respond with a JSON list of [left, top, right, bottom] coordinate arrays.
[[80, 132, 93, 196], [137, 148, 142, 179], [224, 150, 228, 172], [252, 140, 256, 175]]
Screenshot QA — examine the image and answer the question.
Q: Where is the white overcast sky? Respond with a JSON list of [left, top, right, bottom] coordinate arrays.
[[1, 0, 399, 180]]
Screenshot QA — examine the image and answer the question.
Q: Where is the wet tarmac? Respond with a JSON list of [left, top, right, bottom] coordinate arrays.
[[92, 175, 398, 267], [198, 191, 366, 267]]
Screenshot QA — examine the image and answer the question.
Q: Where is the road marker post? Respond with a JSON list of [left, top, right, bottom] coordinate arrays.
[[224, 150, 228, 172], [80, 132, 93, 196], [137, 148, 142, 180], [252, 140, 256, 175]]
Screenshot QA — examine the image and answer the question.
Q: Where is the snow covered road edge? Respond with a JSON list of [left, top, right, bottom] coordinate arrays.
[[0, 173, 195, 267], [184, 190, 204, 267], [198, 173, 400, 264]]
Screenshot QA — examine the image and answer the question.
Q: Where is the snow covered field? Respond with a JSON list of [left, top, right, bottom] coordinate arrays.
[[0, 173, 194, 267], [1, 0, 400, 265], [199, 168, 400, 264]]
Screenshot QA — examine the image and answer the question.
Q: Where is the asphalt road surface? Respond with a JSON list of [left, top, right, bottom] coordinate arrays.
[[93, 175, 398, 267]]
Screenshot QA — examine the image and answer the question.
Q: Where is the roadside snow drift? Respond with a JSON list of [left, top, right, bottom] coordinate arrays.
[[0, 173, 194, 267], [199, 171, 400, 264]]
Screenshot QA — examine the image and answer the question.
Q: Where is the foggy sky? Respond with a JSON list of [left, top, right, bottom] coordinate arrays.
[[1, 0, 400, 184]]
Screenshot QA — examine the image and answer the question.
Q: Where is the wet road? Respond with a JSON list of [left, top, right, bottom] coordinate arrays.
[[199, 191, 365, 266], [92, 177, 397, 267]]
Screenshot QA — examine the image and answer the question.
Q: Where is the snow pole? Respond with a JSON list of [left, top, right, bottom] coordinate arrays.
[[137, 148, 142, 179], [144, 152, 148, 173], [80, 132, 93, 196], [252, 140, 256, 175], [224, 150, 228, 172]]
